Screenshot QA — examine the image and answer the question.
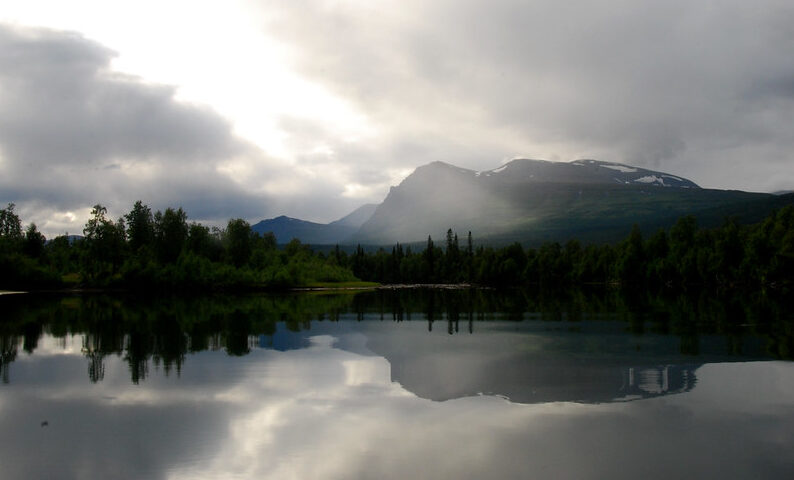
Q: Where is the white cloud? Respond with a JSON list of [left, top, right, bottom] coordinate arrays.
[[0, 23, 383, 234], [256, 0, 794, 189], [2, 0, 794, 234]]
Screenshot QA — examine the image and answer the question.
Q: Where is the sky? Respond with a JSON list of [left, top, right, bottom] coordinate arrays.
[[1, 0, 793, 237]]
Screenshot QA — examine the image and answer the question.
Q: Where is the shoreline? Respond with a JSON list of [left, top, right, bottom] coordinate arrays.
[[0, 283, 490, 296], [376, 283, 483, 290]]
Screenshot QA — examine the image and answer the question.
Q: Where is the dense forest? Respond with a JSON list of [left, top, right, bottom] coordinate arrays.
[[0, 202, 358, 291], [349, 207, 794, 290], [1, 201, 792, 292]]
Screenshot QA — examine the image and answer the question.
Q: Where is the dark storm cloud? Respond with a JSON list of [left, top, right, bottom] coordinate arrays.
[[0, 24, 273, 232], [261, 0, 794, 190]]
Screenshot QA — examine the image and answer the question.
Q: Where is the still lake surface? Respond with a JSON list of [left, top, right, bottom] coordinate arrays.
[[1, 288, 793, 479]]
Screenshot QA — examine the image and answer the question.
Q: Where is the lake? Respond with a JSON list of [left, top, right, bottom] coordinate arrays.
[[1, 288, 793, 479]]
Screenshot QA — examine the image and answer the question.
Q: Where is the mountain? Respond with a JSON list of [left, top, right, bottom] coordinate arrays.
[[45, 234, 83, 245], [329, 203, 378, 228], [251, 203, 377, 244], [481, 158, 700, 188], [354, 159, 792, 245]]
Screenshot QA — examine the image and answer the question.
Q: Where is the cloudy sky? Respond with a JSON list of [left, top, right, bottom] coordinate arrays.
[[2, 0, 793, 236]]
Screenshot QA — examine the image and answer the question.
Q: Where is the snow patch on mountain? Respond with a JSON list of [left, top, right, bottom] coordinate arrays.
[[634, 175, 667, 186], [601, 164, 638, 173], [477, 164, 510, 176]]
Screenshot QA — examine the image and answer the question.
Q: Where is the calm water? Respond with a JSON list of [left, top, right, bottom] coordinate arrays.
[[1, 289, 793, 479]]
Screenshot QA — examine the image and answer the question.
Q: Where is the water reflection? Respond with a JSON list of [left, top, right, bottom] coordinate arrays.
[[1, 328, 793, 480], [357, 319, 709, 404], [171, 345, 794, 480], [622, 364, 698, 399], [1, 287, 794, 479], [0, 334, 16, 383], [1, 289, 793, 392]]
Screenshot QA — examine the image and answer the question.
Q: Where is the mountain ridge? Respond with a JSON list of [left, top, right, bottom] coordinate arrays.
[[251, 204, 378, 245], [250, 215, 356, 245], [411, 158, 700, 188], [329, 203, 378, 228], [252, 158, 792, 246], [353, 158, 783, 245]]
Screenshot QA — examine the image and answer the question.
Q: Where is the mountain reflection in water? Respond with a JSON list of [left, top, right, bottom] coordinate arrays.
[[357, 319, 709, 404]]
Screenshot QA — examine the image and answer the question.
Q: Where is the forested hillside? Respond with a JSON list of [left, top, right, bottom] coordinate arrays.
[[349, 208, 794, 290], [354, 159, 792, 245]]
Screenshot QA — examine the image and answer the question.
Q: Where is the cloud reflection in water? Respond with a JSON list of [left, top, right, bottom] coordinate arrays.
[[2, 328, 794, 480], [168, 334, 794, 480]]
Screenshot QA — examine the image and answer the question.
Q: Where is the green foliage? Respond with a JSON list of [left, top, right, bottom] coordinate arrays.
[[0, 204, 24, 261], [225, 218, 254, 267], [0, 200, 364, 291], [0, 203, 22, 240], [124, 200, 154, 252], [186, 222, 223, 261], [3, 199, 793, 292], [154, 207, 188, 264], [0, 253, 62, 289], [45, 235, 80, 276], [615, 225, 645, 285], [81, 204, 127, 284], [352, 206, 794, 292], [23, 223, 46, 259]]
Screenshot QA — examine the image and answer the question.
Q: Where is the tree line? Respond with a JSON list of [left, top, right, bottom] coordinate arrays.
[[1, 201, 792, 291], [0, 201, 357, 290], [345, 206, 794, 290]]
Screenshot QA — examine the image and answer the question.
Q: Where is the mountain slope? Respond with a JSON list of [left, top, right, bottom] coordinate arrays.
[[354, 159, 786, 245], [329, 203, 378, 228], [251, 203, 377, 244]]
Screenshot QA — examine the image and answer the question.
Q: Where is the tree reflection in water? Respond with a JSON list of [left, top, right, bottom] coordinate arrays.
[[0, 288, 791, 388], [0, 334, 17, 384]]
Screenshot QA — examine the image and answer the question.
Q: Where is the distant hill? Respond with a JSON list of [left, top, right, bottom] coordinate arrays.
[[251, 203, 377, 244], [45, 234, 83, 245], [353, 159, 793, 246]]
